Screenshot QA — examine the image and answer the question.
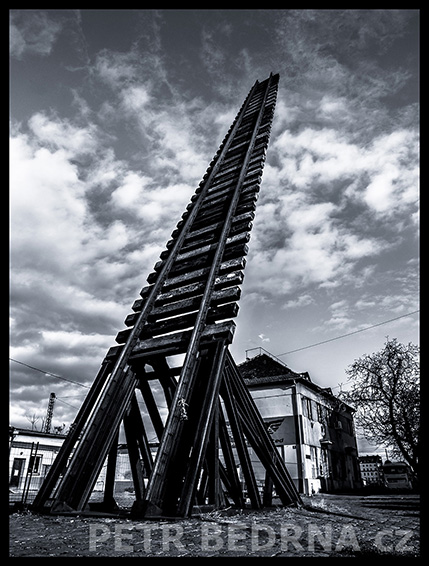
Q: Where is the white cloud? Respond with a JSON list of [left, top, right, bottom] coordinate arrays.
[[10, 123, 133, 349], [10, 11, 62, 59], [340, 233, 383, 260], [10, 135, 87, 274], [270, 126, 419, 218], [111, 172, 151, 209], [28, 112, 99, 156], [111, 174, 193, 228], [362, 132, 419, 215], [319, 94, 349, 118], [247, 182, 385, 300], [40, 329, 110, 353], [95, 50, 138, 88], [120, 85, 152, 114], [85, 147, 124, 188], [285, 201, 336, 230], [242, 119, 418, 302], [282, 294, 314, 310], [322, 300, 354, 331]]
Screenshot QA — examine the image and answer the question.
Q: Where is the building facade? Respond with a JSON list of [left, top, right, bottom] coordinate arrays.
[[358, 455, 383, 486], [238, 352, 362, 495], [9, 426, 158, 507], [9, 426, 67, 505]]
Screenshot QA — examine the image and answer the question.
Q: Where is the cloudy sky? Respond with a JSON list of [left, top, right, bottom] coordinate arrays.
[[10, 10, 419, 453]]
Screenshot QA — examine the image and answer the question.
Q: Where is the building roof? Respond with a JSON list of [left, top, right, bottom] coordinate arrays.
[[358, 455, 382, 463], [238, 352, 307, 380], [238, 353, 354, 412], [9, 426, 68, 440]]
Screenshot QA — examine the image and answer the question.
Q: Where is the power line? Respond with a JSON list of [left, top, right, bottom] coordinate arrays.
[[9, 310, 419, 388], [9, 358, 90, 389], [275, 310, 419, 358], [56, 397, 81, 410]]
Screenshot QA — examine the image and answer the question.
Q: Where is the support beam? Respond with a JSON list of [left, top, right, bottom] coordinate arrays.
[[177, 341, 228, 516], [139, 376, 165, 443], [33, 360, 113, 511], [221, 374, 262, 510], [102, 430, 119, 511], [224, 351, 302, 506], [218, 408, 245, 508], [123, 397, 146, 502]]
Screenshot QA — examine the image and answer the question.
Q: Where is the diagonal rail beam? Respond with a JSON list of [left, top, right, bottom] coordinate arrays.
[[144, 75, 275, 513], [34, 77, 261, 513]]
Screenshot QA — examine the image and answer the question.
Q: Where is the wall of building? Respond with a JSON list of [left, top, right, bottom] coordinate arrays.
[[359, 455, 383, 486], [9, 430, 66, 503], [9, 429, 160, 506], [251, 386, 294, 418], [246, 380, 361, 495], [248, 384, 301, 492]]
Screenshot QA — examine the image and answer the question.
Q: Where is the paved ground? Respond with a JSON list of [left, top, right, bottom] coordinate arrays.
[[9, 493, 420, 558]]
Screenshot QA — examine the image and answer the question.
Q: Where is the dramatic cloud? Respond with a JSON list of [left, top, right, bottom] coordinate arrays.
[[10, 10, 62, 59], [10, 10, 419, 429]]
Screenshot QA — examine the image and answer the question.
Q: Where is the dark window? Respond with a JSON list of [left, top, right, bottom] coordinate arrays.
[[28, 454, 42, 475]]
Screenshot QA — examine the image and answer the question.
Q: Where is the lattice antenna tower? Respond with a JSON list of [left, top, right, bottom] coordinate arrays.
[[43, 392, 56, 434]]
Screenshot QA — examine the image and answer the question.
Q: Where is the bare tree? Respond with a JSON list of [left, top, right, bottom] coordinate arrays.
[[341, 338, 420, 478], [25, 413, 41, 431], [53, 423, 67, 434]]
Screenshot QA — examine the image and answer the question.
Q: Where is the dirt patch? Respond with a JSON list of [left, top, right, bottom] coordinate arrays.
[[9, 494, 420, 557]]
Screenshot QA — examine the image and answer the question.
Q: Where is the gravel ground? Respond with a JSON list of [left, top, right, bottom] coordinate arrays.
[[9, 494, 420, 558]]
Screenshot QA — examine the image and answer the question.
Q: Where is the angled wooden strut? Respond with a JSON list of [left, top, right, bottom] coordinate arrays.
[[33, 73, 302, 518]]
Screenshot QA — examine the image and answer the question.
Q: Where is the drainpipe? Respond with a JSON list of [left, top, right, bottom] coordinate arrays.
[[291, 383, 304, 494]]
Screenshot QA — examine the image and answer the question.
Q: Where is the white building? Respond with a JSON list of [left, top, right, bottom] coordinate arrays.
[[238, 352, 362, 495], [9, 426, 67, 505], [9, 426, 157, 508], [358, 455, 383, 486]]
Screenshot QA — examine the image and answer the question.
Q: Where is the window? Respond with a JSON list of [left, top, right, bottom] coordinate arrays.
[[301, 396, 314, 420], [301, 396, 308, 417], [28, 454, 42, 475], [316, 403, 324, 422], [310, 446, 319, 479]]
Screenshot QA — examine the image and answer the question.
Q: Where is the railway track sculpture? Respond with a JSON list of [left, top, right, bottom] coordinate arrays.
[[33, 73, 302, 518]]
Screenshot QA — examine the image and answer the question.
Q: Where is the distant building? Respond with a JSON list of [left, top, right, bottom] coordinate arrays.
[[9, 426, 67, 504], [358, 455, 383, 486], [9, 426, 158, 506], [237, 352, 362, 495]]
